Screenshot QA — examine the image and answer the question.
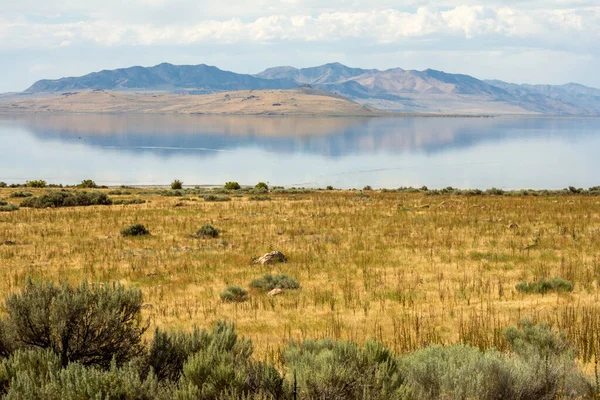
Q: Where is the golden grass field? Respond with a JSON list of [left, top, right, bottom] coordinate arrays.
[[1, 188, 599, 367]]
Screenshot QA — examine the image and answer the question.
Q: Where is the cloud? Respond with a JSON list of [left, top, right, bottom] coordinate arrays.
[[1, 5, 598, 51]]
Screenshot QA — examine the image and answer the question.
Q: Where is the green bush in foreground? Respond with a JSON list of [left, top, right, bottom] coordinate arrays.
[[0, 279, 596, 399], [194, 225, 219, 238], [121, 224, 151, 237], [220, 286, 248, 303], [515, 277, 574, 294], [250, 274, 300, 291], [20, 191, 112, 208]]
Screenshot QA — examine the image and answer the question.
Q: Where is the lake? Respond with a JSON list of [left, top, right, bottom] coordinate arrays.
[[0, 113, 599, 189]]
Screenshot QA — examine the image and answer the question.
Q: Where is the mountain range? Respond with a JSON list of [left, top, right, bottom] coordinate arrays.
[[23, 62, 600, 115]]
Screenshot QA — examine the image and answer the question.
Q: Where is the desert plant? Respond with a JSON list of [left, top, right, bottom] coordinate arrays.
[[254, 182, 269, 192], [285, 339, 406, 399], [20, 191, 112, 208], [78, 179, 98, 188], [113, 198, 147, 205], [249, 195, 270, 201], [250, 274, 300, 291], [9, 191, 32, 198], [515, 277, 574, 294], [0, 204, 18, 212], [203, 194, 231, 202], [220, 286, 248, 303], [121, 224, 150, 237], [3, 279, 147, 368], [224, 182, 241, 190], [171, 180, 183, 190], [26, 180, 46, 188], [0, 182, 6, 188], [194, 225, 219, 238], [363, 185, 373, 191], [326, 185, 334, 190]]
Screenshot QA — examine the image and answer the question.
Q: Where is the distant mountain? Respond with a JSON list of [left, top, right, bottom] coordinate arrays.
[[23, 62, 600, 115], [26, 63, 297, 93]]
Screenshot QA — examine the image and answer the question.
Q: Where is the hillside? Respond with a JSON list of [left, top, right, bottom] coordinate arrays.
[[19, 62, 600, 115], [3, 87, 378, 116]]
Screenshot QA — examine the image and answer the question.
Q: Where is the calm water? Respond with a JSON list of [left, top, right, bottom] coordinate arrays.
[[0, 114, 599, 189]]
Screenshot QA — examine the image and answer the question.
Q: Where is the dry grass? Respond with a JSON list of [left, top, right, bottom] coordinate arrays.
[[1, 188, 600, 365]]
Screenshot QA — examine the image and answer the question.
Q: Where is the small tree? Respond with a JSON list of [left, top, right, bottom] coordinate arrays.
[[224, 182, 241, 190], [26, 180, 46, 188], [3, 279, 147, 368], [255, 182, 269, 191], [78, 180, 98, 188], [171, 180, 183, 190]]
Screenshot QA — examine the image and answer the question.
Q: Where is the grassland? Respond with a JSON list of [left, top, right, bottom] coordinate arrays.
[[1, 187, 599, 368]]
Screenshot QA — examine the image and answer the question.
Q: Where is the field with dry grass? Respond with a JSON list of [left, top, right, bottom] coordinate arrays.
[[1, 187, 599, 367]]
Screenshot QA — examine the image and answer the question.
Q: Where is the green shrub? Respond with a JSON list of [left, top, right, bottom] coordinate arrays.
[[224, 182, 241, 190], [203, 194, 231, 202], [171, 180, 183, 190], [26, 180, 46, 188], [78, 179, 98, 188], [515, 277, 574, 294], [326, 185, 334, 190], [249, 195, 270, 201], [285, 339, 406, 399], [363, 185, 373, 191], [113, 198, 146, 205], [20, 191, 112, 208], [108, 190, 132, 195], [254, 182, 269, 192], [250, 274, 300, 291], [174, 322, 285, 399], [121, 224, 150, 237], [220, 286, 248, 303], [9, 191, 32, 198], [3, 279, 147, 368], [194, 225, 219, 238], [0, 204, 18, 212], [0, 350, 159, 399], [0, 200, 7, 206], [0, 182, 6, 188]]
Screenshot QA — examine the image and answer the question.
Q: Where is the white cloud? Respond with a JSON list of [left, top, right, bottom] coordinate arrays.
[[1, 5, 598, 50]]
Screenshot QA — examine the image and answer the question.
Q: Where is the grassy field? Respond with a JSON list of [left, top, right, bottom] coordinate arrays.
[[1, 187, 599, 367]]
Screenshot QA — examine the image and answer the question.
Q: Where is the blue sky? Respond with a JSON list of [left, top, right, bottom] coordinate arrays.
[[1, 0, 599, 92]]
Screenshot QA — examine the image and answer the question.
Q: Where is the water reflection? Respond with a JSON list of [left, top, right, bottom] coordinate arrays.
[[0, 114, 598, 188]]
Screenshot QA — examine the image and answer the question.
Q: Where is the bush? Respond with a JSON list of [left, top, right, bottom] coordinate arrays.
[[203, 194, 231, 202], [171, 180, 183, 190], [20, 191, 112, 208], [121, 224, 150, 237], [0, 350, 159, 399], [108, 190, 132, 195], [250, 274, 300, 291], [173, 322, 285, 399], [194, 225, 219, 238], [285, 339, 406, 399], [220, 286, 248, 303], [224, 182, 241, 190], [2, 279, 147, 368], [112, 198, 146, 205], [78, 179, 98, 188], [26, 180, 46, 188], [255, 182, 269, 191], [326, 185, 334, 190], [363, 185, 373, 191], [0, 204, 18, 212], [9, 191, 32, 198], [515, 277, 574, 294], [249, 195, 270, 201], [0, 182, 6, 188]]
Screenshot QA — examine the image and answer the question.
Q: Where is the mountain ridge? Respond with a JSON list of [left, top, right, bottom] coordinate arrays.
[[22, 62, 600, 115]]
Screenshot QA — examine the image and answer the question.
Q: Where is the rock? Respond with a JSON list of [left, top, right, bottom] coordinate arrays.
[[508, 223, 518, 229], [268, 288, 283, 297], [254, 251, 287, 265]]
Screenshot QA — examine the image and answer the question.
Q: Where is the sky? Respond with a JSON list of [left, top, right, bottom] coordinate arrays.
[[1, 0, 599, 92]]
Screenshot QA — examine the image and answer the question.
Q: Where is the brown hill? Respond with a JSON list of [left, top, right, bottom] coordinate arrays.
[[2, 88, 379, 116]]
